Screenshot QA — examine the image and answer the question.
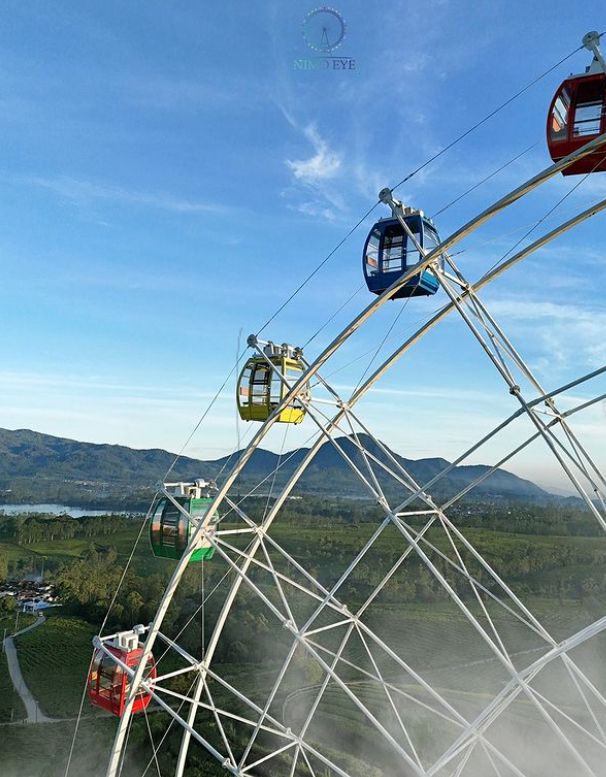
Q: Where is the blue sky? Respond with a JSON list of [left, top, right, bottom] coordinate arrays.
[[1, 1, 605, 492]]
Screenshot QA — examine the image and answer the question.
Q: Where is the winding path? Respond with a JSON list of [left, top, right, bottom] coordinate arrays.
[[3, 615, 55, 723]]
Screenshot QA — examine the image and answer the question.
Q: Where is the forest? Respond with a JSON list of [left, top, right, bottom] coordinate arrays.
[[2, 498, 606, 626], [1, 496, 606, 776]]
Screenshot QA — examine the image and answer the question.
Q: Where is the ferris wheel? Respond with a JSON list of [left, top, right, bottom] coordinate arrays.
[[76, 32, 606, 777]]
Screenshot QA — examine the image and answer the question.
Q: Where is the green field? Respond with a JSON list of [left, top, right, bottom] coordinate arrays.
[[0, 718, 123, 777], [2, 503, 606, 776], [0, 648, 26, 723], [0, 611, 37, 724], [0, 611, 37, 636], [0, 527, 151, 564], [15, 614, 97, 719]]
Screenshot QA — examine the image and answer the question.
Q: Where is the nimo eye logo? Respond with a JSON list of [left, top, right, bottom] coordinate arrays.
[[294, 6, 356, 72], [302, 7, 346, 54]]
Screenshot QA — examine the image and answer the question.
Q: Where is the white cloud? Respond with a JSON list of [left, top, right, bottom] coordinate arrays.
[[333, 382, 500, 405], [488, 299, 606, 333], [280, 121, 347, 222], [487, 297, 606, 370], [0, 369, 234, 402], [286, 124, 342, 183], [351, 159, 391, 203], [11, 174, 223, 215], [294, 200, 338, 222], [124, 76, 252, 111], [0, 369, 238, 457]]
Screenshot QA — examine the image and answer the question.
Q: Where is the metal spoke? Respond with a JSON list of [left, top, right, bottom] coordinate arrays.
[[95, 134, 606, 777]]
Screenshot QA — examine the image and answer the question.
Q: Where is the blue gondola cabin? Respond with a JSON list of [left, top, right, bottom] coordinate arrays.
[[363, 213, 443, 299]]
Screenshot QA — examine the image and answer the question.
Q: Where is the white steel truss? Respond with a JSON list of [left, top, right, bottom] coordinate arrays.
[[96, 135, 606, 777]]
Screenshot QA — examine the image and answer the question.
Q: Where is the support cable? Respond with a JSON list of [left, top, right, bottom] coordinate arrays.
[[142, 705, 163, 777], [63, 652, 96, 777], [482, 155, 603, 278], [117, 713, 134, 777], [64, 495, 160, 777], [96, 342, 249, 639], [391, 40, 580, 194], [255, 203, 378, 337], [66, 354, 245, 777], [256, 43, 583, 337], [139, 676, 199, 777], [163, 350, 246, 483], [236, 328, 242, 468], [99, 501, 158, 635], [262, 422, 290, 523], [153, 547, 255, 670], [101, 44, 606, 776], [303, 284, 365, 349], [433, 142, 539, 217], [305, 138, 542, 368], [200, 559, 205, 661], [352, 295, 411, 396]]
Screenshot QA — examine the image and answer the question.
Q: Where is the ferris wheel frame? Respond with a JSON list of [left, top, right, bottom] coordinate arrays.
[[99, 130, 606, 777]]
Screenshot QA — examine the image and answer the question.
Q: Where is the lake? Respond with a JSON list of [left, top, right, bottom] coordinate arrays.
[[0, 503, 141, 518]]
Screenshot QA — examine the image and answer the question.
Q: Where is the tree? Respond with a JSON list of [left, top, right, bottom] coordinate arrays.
[[0, 595, 16, 614], [126, 591, 144, 623]]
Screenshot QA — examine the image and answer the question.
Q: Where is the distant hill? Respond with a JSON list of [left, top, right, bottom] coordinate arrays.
[[0, 427, 548, 506]]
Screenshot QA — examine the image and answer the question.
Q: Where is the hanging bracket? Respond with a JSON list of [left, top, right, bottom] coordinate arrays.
[[378, 187, 423, 220], [582, 31, 606, 75]]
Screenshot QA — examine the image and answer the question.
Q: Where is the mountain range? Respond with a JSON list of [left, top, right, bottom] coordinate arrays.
[[0, 427, 550, 507]]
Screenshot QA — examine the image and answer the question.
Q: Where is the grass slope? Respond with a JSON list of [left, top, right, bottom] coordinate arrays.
[[0, 649, 26, 723], [0, 718, 123, 777], [16, 614, 96, 718], [2, 511, 605, 775]]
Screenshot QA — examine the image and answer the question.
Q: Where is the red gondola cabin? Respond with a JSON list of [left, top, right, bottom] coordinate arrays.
[[88, 630, 156, 717], [547, 32, 606, 175]]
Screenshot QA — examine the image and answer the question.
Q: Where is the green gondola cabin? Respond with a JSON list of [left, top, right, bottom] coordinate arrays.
[[150, 480, 220, 562]]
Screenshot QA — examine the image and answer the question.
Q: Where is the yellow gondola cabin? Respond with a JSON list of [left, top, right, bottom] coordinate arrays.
[[237, 339, 309, 424]]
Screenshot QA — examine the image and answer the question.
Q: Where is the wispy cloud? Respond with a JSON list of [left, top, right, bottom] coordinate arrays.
[[0, 369, 233, 402], [487, 297, 606, 370], [333, 382, 500, 404], [277, 107, 349, 222], [123, 75, 257, 111], [286, 124, 342, 183], [293, 200, 340, 222], [0, 365, 249, 459], [281, 122, 346, 221], [489, 298, 603, 325], [10, 174, 223, 215]]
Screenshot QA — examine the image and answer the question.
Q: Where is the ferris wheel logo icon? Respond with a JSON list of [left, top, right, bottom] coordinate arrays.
[[302, 6, 346, 54]]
